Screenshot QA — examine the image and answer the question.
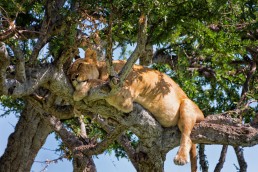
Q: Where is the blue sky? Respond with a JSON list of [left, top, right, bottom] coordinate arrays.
[[1, 110, 258, 172]]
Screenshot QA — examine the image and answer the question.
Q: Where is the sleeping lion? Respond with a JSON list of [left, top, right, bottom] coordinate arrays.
[[68, 49, 204, 172]]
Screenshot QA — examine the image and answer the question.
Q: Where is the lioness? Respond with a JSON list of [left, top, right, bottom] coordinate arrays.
[[68, 49, 204, 172]]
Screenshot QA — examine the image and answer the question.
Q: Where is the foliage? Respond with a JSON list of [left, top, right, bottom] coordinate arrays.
[[0, 96, 24, 117]]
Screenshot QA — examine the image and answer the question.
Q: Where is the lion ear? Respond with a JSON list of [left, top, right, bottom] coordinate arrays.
[[84, 48, 97, 64]]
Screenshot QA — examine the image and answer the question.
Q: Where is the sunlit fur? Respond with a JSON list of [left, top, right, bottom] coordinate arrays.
[[68, 49, 204, 172]]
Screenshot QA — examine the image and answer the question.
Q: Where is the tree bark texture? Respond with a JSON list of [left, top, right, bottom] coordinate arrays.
[[234, 146, 247, 172], [47, 115, 97, 172], [73, 155, 97, 172], [0, 103, 52, 172]]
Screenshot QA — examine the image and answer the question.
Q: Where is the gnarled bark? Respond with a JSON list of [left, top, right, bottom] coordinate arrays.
[[0, 103, 52, 172]]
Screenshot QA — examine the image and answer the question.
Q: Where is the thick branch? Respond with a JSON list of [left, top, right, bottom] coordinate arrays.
[[49, 115, 83, 148], [0, 42, 10, 94], [9, 66, 52, 98], [67, 95, 258, 152], [45, 67, 258, 149], [10, 45, 26, 83], [191, 115, 258, 147], [118, 13, 148, 83]]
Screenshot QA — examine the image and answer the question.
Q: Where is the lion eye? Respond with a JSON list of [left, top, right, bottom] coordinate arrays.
[[72, 73, 79, 81]]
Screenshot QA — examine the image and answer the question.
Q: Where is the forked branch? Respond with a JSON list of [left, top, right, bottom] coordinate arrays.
[[118, 13, 148, 83]]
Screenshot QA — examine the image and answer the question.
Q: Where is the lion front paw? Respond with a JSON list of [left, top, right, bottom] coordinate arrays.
[[73, 91, 86, 101], [173, 154, 189, 166]]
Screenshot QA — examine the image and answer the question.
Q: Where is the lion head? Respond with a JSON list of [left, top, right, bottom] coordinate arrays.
[[68, 49, 99, 89]]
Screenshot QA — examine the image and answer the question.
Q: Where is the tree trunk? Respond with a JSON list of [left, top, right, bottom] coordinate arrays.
[[0, 103, 52, 172], [73, 154, 97, 172], [135, 152, 164, 172]]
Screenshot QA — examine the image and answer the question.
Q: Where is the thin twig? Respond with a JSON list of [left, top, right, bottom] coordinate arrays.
[[34, 155, 66, 172]]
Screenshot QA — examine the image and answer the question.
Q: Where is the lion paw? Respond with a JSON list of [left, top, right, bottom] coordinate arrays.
[[173, 155, 189, 166], [73, 90, 87, 101]]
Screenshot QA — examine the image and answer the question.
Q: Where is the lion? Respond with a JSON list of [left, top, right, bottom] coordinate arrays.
[[68, 49, 204, 172]]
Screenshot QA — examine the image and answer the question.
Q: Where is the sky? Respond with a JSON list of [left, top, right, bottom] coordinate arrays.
[[1, 110, 258, 172]]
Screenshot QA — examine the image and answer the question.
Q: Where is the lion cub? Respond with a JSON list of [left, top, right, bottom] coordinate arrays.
[[68, 49, 204, 172]]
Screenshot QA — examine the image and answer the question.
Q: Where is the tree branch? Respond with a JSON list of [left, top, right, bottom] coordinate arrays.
[[233, 146, 247, 172], [75, 123, 126, 156], [30, 0, 67, 65], [198, 144, 208, 172], [9, 44, 26, 83], [48, 114, 97, 172], [0, 18, 16, 41], [241, 56, 257, 97], [49, 115, 83, 148], [105, 4, 116, 77], [0, 42, 10, 95], [90, 114, 139, 169], [9, 66, 52, 98], [214, 145, 228, 172], [118, 13, 148, 84]]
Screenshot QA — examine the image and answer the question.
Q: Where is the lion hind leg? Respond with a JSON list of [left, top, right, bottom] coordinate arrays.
[[190, 143, 197, 172], [174, 99, 200, 172]]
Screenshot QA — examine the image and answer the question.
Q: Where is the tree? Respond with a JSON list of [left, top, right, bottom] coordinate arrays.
[[0, 0, 257, 171]]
